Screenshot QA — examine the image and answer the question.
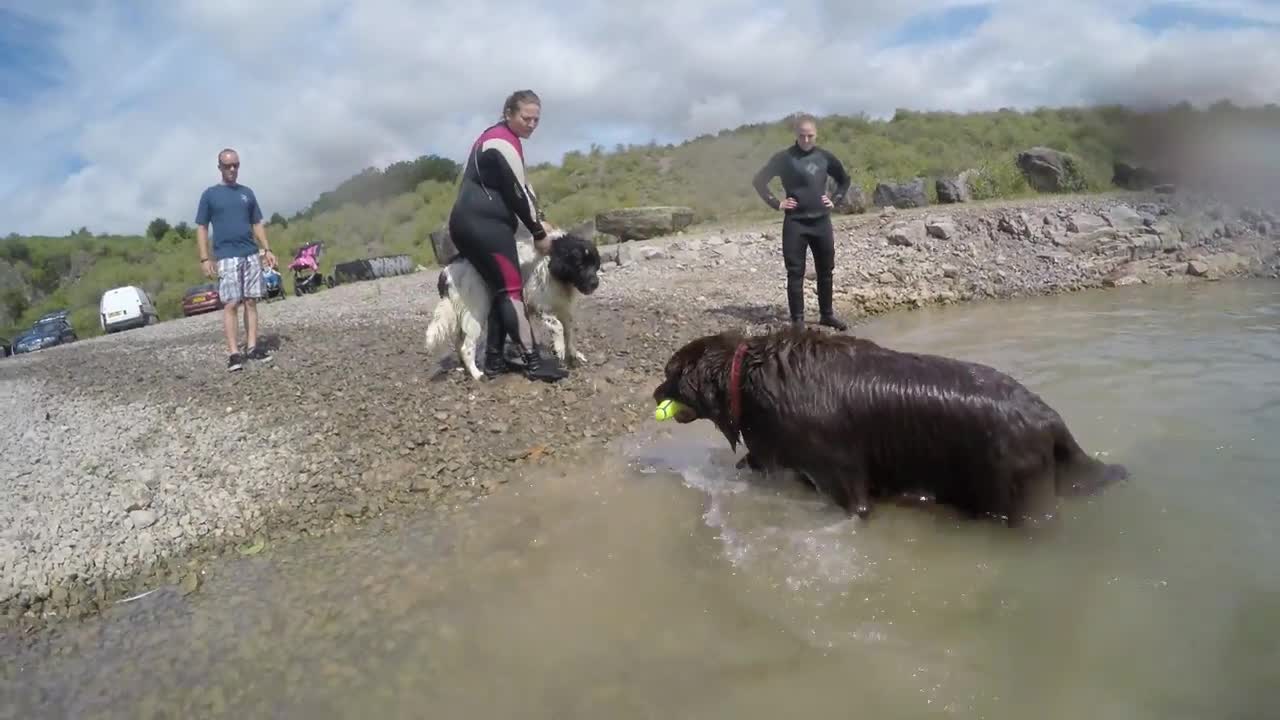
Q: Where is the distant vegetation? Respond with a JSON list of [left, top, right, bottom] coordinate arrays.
[[2, 100, 1276, 340]]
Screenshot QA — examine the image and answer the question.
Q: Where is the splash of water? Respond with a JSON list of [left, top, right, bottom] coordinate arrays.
[[623, 428, 876, 592]]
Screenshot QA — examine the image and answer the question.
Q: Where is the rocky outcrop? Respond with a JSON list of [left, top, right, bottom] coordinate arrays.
[[593, 194, 1277, 298], [594, 206, 695, 241], [1016, 146, 1087, 193]]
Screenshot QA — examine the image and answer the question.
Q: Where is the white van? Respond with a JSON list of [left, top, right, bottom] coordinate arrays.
[[99, 285, 159, 333]]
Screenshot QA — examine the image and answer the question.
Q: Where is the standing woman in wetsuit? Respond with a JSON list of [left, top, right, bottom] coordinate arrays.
[[752, 112, 852, 331], [448, 89, 568, 382]]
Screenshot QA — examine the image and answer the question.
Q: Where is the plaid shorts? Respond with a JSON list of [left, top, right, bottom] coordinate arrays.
[[217, 254, 265, 305]]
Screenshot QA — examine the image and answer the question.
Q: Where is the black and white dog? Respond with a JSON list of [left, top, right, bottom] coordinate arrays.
[[424, 231, 602, 380]]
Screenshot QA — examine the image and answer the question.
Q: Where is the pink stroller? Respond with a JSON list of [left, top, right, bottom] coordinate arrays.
[[288, 241, 333, 295]]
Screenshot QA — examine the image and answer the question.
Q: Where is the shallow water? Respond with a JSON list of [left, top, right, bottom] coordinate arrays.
[[4, 280, 1279, 719]]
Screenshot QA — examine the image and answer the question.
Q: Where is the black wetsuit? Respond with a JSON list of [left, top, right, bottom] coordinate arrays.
[[448, 121, 564, 381], [752, 143, 851, 324]]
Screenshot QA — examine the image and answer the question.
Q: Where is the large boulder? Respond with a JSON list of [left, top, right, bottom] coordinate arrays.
[[935, 176, 969, 204], [1015, 146, 1087, 193], [872, 178, 928, 209], [594, 206, 695, 241], [429, 224, 458, 265], [1111, 161, 1165, 191], [834, 186, 868, 214]]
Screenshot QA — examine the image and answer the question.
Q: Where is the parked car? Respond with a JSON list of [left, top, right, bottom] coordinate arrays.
[[35, 309, 71, 325], [12, 318, 77, 354], [99, 285, 159, 333], [182, 283, 222, 316]]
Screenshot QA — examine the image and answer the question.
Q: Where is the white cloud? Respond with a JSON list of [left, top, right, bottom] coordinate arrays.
[[1, 0, 1278, 236]]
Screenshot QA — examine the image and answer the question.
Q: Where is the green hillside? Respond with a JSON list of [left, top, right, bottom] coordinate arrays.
[[2, 100, 1275, 341]]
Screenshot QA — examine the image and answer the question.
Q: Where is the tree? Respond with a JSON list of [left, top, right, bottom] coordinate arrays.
[[295, 153, 460, 218], [0, 238, 31, 263], [173, 221, 192, 239], [1, 287, 28, 323], [269, 212, 288, 228], [147, 217, 171, 241]]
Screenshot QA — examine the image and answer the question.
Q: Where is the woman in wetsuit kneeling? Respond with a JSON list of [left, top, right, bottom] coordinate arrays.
[[448, 89, 568, 383]]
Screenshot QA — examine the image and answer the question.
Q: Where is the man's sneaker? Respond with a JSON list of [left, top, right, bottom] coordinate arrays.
[[245, 346, 273, 363], [228, 353, 244, 372]]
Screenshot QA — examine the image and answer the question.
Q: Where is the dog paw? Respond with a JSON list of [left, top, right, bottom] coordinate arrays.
[[569, 351, 589, 367]]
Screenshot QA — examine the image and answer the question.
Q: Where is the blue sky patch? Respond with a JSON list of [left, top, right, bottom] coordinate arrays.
[[882, 4, 994, 48], [61, 152, 88, 175], [0, 9, 65, 103], [1134, 3, 1276, 32]]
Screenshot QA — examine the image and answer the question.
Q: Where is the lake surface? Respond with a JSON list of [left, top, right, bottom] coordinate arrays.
[[3, 280, 1278, 719]]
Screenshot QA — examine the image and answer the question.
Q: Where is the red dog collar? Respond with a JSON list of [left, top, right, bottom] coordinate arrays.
[[728, 341, 748, 425]]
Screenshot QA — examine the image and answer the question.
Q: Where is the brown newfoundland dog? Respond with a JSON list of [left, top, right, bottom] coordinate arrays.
[[652, 327, 1129, 527]]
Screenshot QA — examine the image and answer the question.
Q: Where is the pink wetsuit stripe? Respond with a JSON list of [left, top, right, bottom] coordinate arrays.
[[492, 252, 523, 298], [472, 123, 524, 162]]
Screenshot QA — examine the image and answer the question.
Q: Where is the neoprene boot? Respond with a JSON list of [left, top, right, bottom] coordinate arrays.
[[786, 281, 805, 327], [482, 305, 511, 379], [817, 274, 847, 331], [523, 345, 568, 383]]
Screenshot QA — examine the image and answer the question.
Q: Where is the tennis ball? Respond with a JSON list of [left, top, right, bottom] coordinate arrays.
[[654, 399, 686, 422]]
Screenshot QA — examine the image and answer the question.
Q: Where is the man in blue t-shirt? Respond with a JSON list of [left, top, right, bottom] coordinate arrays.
[[195, 147, 279, 371]]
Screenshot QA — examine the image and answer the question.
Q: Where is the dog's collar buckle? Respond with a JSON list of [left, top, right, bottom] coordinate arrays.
[[729, 342, 748, 425]]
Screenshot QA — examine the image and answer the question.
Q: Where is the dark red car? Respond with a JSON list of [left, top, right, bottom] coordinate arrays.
[[181, 283, 222, 316]]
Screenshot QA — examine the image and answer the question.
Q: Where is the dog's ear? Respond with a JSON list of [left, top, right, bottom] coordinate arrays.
[[564, 233, 596, 261], [685, 339, 743, 451]]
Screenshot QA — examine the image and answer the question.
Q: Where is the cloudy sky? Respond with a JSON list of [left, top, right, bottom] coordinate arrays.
[[1, 0, 1278, 237]]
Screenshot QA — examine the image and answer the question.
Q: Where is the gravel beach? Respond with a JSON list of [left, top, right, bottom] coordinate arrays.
[[2, 190, 1278, 633]]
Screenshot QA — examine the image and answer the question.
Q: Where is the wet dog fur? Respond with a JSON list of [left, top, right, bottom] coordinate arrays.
[[652, 326, 1129, 527], [424, 231, 601, 379]]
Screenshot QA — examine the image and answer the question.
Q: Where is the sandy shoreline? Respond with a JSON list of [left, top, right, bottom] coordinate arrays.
[[2, 190, 1277, 635]]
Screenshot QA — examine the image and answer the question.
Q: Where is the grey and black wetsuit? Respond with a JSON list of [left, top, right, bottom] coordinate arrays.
[[448, 121, 565, 381], [752, 144, 852, 324]]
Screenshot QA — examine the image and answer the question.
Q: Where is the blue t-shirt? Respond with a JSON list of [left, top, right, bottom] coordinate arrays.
[[194, 183, 264, 260]]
